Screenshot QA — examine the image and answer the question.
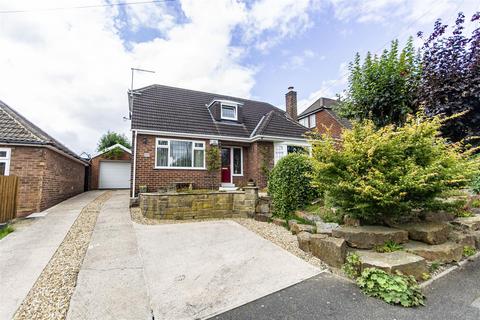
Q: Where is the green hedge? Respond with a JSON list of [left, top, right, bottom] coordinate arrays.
[[268, 153, 318, 219]]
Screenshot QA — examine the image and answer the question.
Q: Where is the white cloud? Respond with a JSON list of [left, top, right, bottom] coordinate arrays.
[[281, 49, 324, 70], [0, 0, 317, 155]]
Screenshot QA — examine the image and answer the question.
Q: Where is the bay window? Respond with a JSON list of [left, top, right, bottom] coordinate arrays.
[[155, 139, 205, 169]]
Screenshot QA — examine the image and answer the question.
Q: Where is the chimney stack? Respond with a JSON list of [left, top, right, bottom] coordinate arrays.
[[285, 86, 297, 121]]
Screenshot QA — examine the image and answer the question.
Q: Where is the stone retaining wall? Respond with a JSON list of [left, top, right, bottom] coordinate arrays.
[[140, 187, 258, 219]]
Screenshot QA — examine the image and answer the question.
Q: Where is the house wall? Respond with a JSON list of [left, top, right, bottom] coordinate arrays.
[[90, 150, 131, 190], [40, 149, 85, 211], [133, 134, 274, 195], [314, 110, 344, 138], [133, 134, 220, 195], [0, 145, 85, 216]]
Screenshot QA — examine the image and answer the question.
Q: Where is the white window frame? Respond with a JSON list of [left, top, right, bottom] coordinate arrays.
[[231, 147, 243, 176], [299, 117, 308, 127], [0, 147, 11, 176], [309, 114, 316, 128], [220, 103, 238, 121], [154, 138, 206, 170]]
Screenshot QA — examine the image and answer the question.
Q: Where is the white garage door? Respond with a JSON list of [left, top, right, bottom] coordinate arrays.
[[99, 161, 131, 189]]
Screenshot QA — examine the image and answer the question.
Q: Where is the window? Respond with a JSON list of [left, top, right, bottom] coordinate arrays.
[[287, 145, 307, 155], [232, 147, 242, 175], [155, 139, 205, 169], [221, 104, 237, 120], [309, 114, 316, 128], [274, 145, 286, 164], [299, 117, 308, 127], [0, 148, 11, 176]]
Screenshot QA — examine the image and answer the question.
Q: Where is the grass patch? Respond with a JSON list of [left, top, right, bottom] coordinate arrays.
[[455, 209, 474, 218], [428, 261, 441, 273], [0, 225, 14, 240]]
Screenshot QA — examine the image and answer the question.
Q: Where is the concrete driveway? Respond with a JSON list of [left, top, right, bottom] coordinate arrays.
[[68, 190, 321, 320], [135, 220, 321, 320]]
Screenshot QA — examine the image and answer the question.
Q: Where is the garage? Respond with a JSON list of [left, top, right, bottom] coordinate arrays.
[[90, 143, 132, 190], [98, 161, 131, 189]]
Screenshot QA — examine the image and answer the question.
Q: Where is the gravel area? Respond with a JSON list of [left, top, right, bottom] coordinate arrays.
[[13, 191, 112, 320], [131, 207, 327, 270]]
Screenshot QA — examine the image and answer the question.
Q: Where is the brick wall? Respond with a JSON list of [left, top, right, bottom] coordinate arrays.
[[0, 144, 85, 216], [315, 110, 344, 138], [90, 150, 131, 190], [40, 149, 85, 211], [132, 134, 274, 195]]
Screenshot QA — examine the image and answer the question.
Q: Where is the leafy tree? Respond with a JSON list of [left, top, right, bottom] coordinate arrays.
[[97, 131, 131, 151], [417, 12, 480, 146], [268, 153, 319, 219], [309, 112, 479, 224], [338, 38, 421, 127]]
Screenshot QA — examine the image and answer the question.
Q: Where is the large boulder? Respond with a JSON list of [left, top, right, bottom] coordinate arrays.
[[451, 215, 480, 231], [473, 231, 480, 249], [355, 250, 428, 281], [404, 241, 463, 263], [290, 223, 316, 235], [297, 232, 311, 252], [422, 210, 456, 223], [316, 222, 340, 236], [448, 230, 476, 248], [271, 218, 285, 227], [310, 234, 347, 268], [397, 222, 449, 245], [332, 226, 408, 249]]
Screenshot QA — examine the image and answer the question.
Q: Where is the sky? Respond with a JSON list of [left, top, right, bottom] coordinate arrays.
[[0, 0, 479, 156]]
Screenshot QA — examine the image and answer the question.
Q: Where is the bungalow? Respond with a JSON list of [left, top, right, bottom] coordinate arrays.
[[0, 100, 88, 216], [129, 84, 310, 196]]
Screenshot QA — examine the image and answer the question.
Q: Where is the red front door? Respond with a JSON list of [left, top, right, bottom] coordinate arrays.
[[221, 148, 231, 183]]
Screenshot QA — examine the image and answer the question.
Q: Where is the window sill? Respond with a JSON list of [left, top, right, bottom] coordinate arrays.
[[154, 166, 206, 170]]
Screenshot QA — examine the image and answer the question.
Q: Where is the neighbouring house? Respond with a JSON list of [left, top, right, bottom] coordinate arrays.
[[0, 100, 88, 216], [296, 95, 351, 139], [90, 143, 132, 189], [129, 84, 310, 196]]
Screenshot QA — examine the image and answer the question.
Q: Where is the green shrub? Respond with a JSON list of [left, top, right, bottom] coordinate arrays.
[[428, 261, 441, 273], [356, 268, 425, 307], [472, 175, 480, 194], [472, 199, 480, 208], [374, 241, 403, 253], [268, 153, 319, 219], [342, 253, 362, 279], [310, 113, 479, 224], [463, 246, 476, 257], [0, 225, 14, 240]]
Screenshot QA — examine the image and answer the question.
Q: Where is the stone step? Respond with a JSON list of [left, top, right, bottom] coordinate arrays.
[[289, 220, 316, 235], [316, 222, 340, 236], [451, 215, 480, 231], [310, 234, 347, 268], [448, 230, 476, 248], [297, 231, 311, 252], [332, 226, 408, 249], [355, 250, 428, 280], [396, 222, 449, 245], [404, 241, 463, 263]]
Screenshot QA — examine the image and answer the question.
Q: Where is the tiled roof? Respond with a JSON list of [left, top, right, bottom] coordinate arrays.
[[298, 97, 351, 129], [0, 100, 87, 163], [130, 84, 308, 140]]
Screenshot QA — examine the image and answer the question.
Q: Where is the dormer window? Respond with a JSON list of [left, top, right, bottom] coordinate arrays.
[[221, 104, 238, 121]]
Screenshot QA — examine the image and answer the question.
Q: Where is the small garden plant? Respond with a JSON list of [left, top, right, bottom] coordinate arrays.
[[356, 268, 425, 307], [428, 261, 441, 274], [463, 246, 477, 257], [374, 241, 404, 253], [0, 225, 14, 240], [268, 153, 319, 219], [342, 253, 362, 279]]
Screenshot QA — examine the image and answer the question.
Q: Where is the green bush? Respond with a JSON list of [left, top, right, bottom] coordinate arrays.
[[342, 253, 362, 279], [310, 113, 479, 224], [463, 246, 476, 257], [357, 268, 425, 307], [268, 153, 319, 219], [472, 175, 480, 194]]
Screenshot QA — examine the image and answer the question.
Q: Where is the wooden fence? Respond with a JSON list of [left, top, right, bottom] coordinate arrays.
[[0, 175, 19, 223]]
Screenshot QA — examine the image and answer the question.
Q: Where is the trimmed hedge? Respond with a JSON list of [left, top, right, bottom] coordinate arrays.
[[268, 153, 318, 218]]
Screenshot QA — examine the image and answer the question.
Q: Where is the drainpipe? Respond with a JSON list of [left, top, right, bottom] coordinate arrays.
[[131, 129, 137, 198]]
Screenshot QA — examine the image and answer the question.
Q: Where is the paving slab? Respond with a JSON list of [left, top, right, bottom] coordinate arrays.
[[0, 191, 103, 320], [67, 191, 151, 320], [134, 220, 321, 320]]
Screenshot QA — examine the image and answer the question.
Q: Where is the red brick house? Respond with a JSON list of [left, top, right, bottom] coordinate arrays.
[[0, 100, 88, 216], [129, 84, 310, 196], [90, 143, 132, 189], [296, 96, 351, 139]]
